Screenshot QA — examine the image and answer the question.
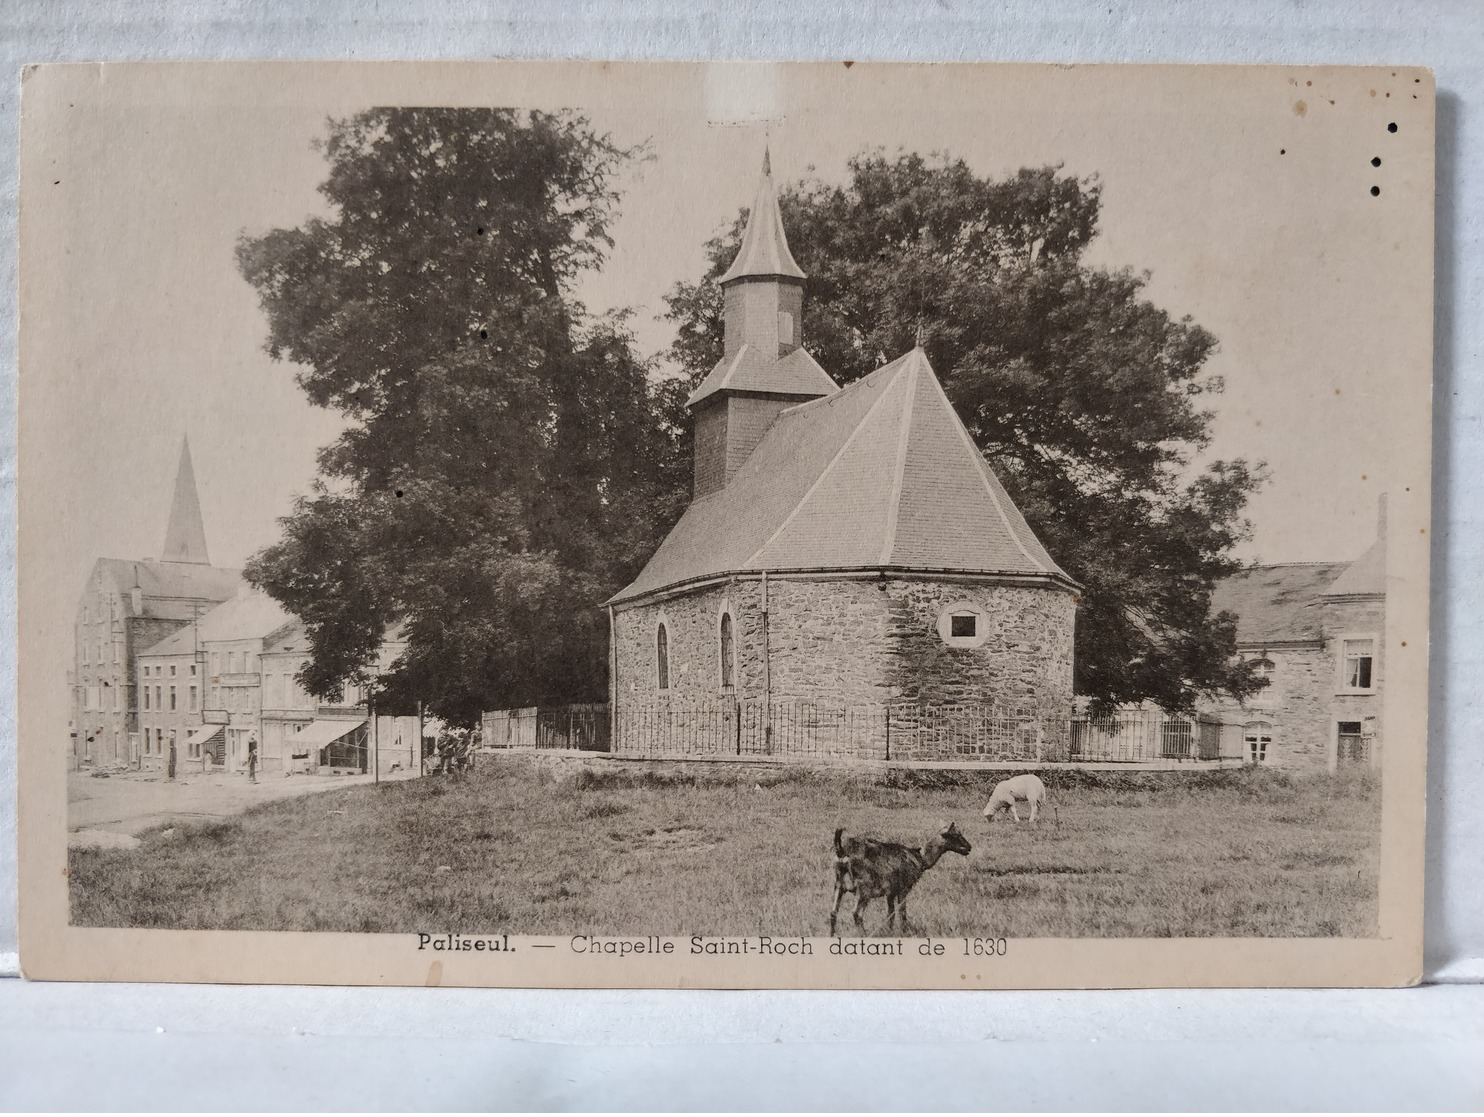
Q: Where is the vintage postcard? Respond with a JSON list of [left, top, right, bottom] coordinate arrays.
[[18, 61, 1433, 988]]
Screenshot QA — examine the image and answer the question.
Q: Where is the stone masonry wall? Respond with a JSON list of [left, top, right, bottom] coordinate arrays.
[[612, 575, 1076, 758], [883, 580, 1076, 712], [1205, 596, 1383, 774]]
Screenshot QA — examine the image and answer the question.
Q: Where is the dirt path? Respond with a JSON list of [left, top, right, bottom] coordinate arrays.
[[67, 767, 418, 848]]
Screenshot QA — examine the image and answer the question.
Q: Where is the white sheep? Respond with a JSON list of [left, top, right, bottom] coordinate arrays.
[[982, 773, 1048, 824]]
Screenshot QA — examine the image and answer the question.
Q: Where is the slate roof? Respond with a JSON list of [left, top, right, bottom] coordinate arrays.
[[161, 436, 210, 565], [194, 589, 295, 645], [717, 152, 806, 284], [1322, 532, 1384, 597], [138, 625, 200, 658], [1209, 562, 1351, 645], [611, 348, 1071, 604], [96, 558, 243, 621], [686, 344, 839, 408]]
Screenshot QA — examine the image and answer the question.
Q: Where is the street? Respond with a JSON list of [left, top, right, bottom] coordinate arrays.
[[66, 766, 417, 848]]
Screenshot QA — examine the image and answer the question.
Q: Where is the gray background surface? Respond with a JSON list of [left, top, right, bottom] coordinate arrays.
[[2, 0, 1481, 1109]]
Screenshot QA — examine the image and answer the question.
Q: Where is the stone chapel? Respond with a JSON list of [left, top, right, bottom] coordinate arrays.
[[606, 156, 1078, 744]]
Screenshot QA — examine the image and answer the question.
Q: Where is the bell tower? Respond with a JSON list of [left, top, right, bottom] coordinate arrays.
[[688, 150, 837, 500]]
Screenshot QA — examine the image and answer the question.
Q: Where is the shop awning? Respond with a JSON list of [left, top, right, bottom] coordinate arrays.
[[185, 725, 223, 748], [291, 719, 367, 749]]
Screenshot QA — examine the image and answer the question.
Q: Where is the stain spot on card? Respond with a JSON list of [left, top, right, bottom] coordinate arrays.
[[843, 60, 854, 69], [426, 960, 443, 986], [1293, 100, 1307, 117]]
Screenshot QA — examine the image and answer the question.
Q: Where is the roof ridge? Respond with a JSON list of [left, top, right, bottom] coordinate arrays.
[[1233, 560, 1351, 571], [917, 352, 1046, 573], [777, 352, 912, 418], [879, 358, 920, 564]]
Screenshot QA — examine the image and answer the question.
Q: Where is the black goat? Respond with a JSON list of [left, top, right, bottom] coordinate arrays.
[[829, 821, 972, 935]]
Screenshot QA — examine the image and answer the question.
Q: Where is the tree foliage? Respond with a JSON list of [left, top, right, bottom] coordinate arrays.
[[239, 109, 688, 725], [664, 151, 1267, 711]]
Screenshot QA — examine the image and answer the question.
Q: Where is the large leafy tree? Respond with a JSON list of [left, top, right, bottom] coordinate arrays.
[[239, 109, 688, 725], [665, 152, 1267, 711]]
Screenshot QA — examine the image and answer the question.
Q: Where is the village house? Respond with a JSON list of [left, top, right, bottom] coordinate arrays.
[[135, 624, 205, 772], [1204, 497, 1387, 772], [260, 619, 417, 775], [194, 587, 296, 774], [71, 438, 241, 768], [606, 156, 1079, 757]]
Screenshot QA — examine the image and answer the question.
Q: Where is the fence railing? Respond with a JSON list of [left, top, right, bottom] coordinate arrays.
[[479, 701, 1245, 764], [482, 704, 610, 753]]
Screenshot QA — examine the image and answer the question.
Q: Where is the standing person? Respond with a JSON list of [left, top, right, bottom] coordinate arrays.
[[247, 734, 259, 783], [167, 732, 177, 781]]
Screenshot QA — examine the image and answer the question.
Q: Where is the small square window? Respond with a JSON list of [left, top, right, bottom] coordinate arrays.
[[950, 614, 977, 638]]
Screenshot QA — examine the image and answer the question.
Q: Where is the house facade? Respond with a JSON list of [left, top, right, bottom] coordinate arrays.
[[71, 438, 241, 768], [135, 625, 205, 772], [260, 620, 417, 775], [1204, 499, 1387, 772], [195, 588, 296, 773], [606, 157, 1078, 757]]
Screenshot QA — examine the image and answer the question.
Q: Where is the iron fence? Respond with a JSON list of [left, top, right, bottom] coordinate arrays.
[[482, 704, 610, 753], [480, 700, 1246, 765], [1069, 710, 1245, 763]]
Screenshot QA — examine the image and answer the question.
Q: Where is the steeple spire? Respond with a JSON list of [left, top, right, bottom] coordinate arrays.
[[161, 436, 210, 565], [718, 150, 806, 284]]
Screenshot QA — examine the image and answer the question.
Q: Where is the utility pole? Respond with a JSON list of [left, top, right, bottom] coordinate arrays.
[[370, 679, 379, 785]]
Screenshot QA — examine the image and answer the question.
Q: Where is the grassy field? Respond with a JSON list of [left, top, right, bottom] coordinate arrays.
[[70, 756, 1381, 938]]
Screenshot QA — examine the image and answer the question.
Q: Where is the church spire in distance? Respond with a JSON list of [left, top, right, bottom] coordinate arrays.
[[161, 435, 210, 565]]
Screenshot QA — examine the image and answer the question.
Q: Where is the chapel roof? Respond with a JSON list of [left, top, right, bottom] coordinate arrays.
[[717, 149, 806, 285], [1209, 562, 1352, 645], [610, 347, 1071, 604]]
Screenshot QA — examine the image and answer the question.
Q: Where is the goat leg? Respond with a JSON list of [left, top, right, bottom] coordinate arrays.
[[853, 896, 869, 936], [829, 877, 846, 936]]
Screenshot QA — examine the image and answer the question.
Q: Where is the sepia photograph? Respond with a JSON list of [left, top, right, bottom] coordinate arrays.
[[17, 61, 1433, 988]]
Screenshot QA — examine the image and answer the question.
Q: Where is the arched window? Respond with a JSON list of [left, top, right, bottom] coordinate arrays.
[[719, 612, 735, 691], [1244, 721, 1274, 764], [656, 622, 670, 691]]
